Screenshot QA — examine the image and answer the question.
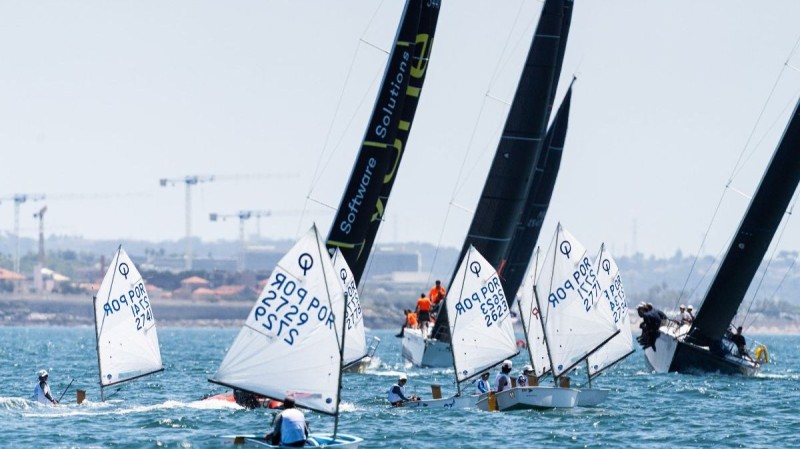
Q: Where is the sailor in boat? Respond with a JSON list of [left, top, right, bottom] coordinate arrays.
[[516, 365, 534, 388], [264, 395, 309, 448], [686, 305, 695, 324], [494, 360, 513, 393], [476, 372, 491, 394], [637, 303, 667, 351], [428, 280, 446, 317], [32, 370, 58, 405], [387, 373, 419, 406], [671, 305, 688, 326], [415, 293, 432, 337], [728, 326, 755, 363], [395, 309, 417, 338]]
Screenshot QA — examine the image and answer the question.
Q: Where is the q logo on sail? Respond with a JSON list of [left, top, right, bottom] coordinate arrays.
[[469, 261, 482, 278], [559, 240, 572, 259], [298, 253, 314, 276], [118, 263, 130, 280]]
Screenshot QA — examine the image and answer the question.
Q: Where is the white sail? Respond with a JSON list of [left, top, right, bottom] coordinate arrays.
[[535, 224, 618, 377], [332, 249, 368, 367], [587, 244, 634, 377], [447, 245, 517, 383], [94, 247, 162, 387], [516, 248, 551, 377], [211, 225, 345, 415]]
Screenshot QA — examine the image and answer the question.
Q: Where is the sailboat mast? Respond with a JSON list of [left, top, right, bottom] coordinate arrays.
[[533, 282, 558, 386], [334, 289, 347, 439], [92, 295, 105, 402]]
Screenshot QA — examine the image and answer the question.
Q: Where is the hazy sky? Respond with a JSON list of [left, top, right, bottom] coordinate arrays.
[[2, 0, 800, 259]]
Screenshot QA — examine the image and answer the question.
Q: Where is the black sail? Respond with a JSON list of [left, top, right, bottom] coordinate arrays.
[[501, 81, 574, 302], [431, 0, 572, 342], [351, 0, 443, 284], [689, 97, 800, 345], [326, 0, 425, 283]]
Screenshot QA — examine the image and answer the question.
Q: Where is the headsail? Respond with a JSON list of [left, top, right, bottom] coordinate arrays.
[[332, 249, 368, 367], [447, 245, 517, 384], [94, 247, 162, 388], [535, 224, 618, 377], [210, 225, 345, 415], [587, 244, 634, 378], [326, 0, 425, 284], [516, 248, 551, 377], [433, 0, 573, 342]]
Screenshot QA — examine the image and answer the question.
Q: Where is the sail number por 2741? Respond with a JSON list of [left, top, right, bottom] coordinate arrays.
[[102, 281, 153, 332], [252, 270, 336, 346]]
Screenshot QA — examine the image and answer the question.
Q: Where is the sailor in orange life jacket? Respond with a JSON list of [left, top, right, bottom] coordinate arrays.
[[416, 293, 432, 337], [396, 309, 418, 338], [428, 280, 446, 316]]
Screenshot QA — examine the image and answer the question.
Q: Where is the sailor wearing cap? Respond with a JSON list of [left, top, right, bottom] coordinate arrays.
[[32, 369, 58, 405], [387, 373, 415, 406], [476, 372, 491, 394], [265, 395, 308, 447], [495, 360, 513, 393], [516, 365, 534, 388]]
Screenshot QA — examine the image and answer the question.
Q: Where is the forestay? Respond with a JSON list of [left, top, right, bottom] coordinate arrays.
[[94, 247, 162, 387], [448, 245, 517, 383], [516, 248, 551, 377], [587, 244, 634, 378], [332, 249, 367, 367], [535, 224, 617, 377], [210, 225, 345, 415]]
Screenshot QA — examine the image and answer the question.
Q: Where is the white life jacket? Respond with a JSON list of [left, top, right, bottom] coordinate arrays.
[[495, 372, 512, 392], [387, 383, 406, 403], [32, 381, 51, 404], [476, 378, 490, 394], [279, 408, 307, 444]]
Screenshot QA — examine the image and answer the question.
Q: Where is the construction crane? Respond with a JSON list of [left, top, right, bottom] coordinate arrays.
[[209, 210, 272, 271], [160, 173, 297, 271], [0, 194, 46, 273], [1, 192, 150, 275], [33, 206, 47, 293]]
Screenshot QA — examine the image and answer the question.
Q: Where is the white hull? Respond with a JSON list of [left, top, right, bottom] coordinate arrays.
[[342, 357, 371, 374], [643, 326, 681, 373], [401, 329, 451, 368], [575, 388, 609, 407], [476, 387, 578, 411], [225, 433, 362, 448], [403, 394, 477, 410]]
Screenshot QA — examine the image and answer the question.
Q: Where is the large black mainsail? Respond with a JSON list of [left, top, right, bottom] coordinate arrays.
[[431, 0, 573, 342], [688, 96, 800, 346], [326, 0, 442, 285], [501, 80, 574, 302]]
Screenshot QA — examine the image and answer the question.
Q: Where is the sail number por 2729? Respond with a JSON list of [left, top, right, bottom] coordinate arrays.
[[252, 270, 336, 346]]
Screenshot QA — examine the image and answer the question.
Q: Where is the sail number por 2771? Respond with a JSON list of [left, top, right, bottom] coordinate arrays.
[[548, 257, 601, 312], [252, 270, 336, 346], [102, 281, 153, 332], [453, 275, 508, 328]]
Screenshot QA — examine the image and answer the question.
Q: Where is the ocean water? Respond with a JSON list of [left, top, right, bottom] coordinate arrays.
[[1, 327, 798, 448]]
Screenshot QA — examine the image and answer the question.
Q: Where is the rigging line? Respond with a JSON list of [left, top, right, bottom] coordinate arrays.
[[303, 0, 390, 232], [675, 184, 730, 309], [728, 43, 800, 183], [486, 0, 531, 89], [741, 190, 800, 326]]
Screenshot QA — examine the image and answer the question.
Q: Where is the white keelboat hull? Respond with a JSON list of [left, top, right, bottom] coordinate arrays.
[[225, 433, 363, 448], [575, 388, 609, 407], [401, 329, 451, 368], [476, 386, 579, 411]]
